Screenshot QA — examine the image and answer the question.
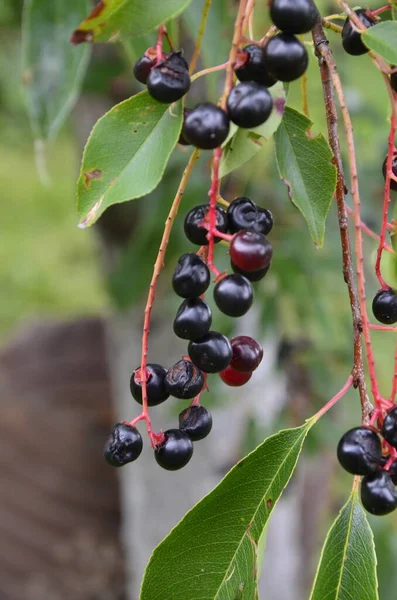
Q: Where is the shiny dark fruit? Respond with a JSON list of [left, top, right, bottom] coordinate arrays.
[[214, 274, 254, 317], [263, 33, 308, 82], [235, 45, 278, 87], [231, 261, 271, 282], [270, 0, 319, 34], [188, 331, 232, 373], [104, 423, 143, 467], [220, 366, 252, 387], [173, 298, 212, 341], [182, 103, 230, 150], [342, 9, 375, 56], [133, 54, 155, 84], [184, 204, 228, 246], [372, 289, 397, 325], [361, 471, 397, 516], [154, 429, 194, 471], [147, 52, 190, 103], [230, 336, 264, 372], [227, 82, 273, 129], [164, 359, 205, 400], [179, 405, 213, 441], [130, 363, 170, 406], [227, 197, 273, 235], [337, 427, 382, 475], [230, 230, 273, 272], [172, 253, 210, 298], [382, 153, 397, 192], [382, 406, 397, 449]]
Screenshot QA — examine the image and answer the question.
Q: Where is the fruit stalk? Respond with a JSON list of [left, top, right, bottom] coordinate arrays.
[[313, 375, 354, 422], [345, 204, 395, 253], [189, 0, 213, 75]]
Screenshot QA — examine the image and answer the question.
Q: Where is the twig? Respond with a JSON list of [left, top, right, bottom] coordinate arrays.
[[189, 0, 213, 74]]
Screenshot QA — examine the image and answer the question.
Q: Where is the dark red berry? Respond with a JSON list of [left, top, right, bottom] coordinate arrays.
[[372, 289, 397, 325], [382, 406, 397, 449], [179, 405, 213, 441], [130, 363, 170, 406], [235, 45, 278, 88], [182, 103, 230, 150], [104, 423, 143, 467], [270, 0, 319, 35], [227, 82, 273, 129], [220, 366, 252, 387], [382, 153, 397, 192], [227, 197, 273, 235], [214, 274, 253, 317], [173, 298, 212, 341], [172, 253, 210, 298], [342, 9, 375, 56], [147, 52, 190, 103], [361, 471, 397, 516], [178, 108, 192, 145], [337, 427, 382, 475], [263, 33, 308, 82], [230, 336, 263, 372], [184, 204, 228, 246], [230, 230, 273, 272], [154, 429, 193, 471], [391, 69, 397, 93], [133, 54, 155, 84], [231, 262, 271, 282], [164, 359, 204, 400], [188, 331, 232, 373]]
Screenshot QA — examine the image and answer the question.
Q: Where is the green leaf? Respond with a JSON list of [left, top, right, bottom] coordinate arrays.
[[274, 107, 336, 247], [77, 91, 182, 227], [140, 421, 313, 600], [310, 485, 378, 600], [362, 21, 397, 63], [71, 0, 192, 44], [220, 82, 286, 179], [22, 0, 91, 141], [393, 1, 397, 21]]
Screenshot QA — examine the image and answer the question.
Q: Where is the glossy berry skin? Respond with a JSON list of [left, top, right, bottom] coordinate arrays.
[[104, 423, 143, 467], [154, 429, 193, 471], [214, 274, 253, 317], [235, 45, 277, 88], [263, 33, 308, 82], [182, 103, 230, 150], [337, 427, 382, 475], [230, 230, 273, 272], [178, 108, 192, 146], [184, 204, 228, 246], [372, 289, 397, 325], [172, 253, 210, 298], [270, 0, 319, 35], [164, 359, 204, 400], [231, 262, 271, 282], [382, 407, 397, 449], [227, 197, 273, 235], [188, 331, 232, 373], [179, 405, 213, 441], [227, 82, 273, 129], [230, 336, 264, 372], [133, 54, 154, 84], [147, 52, 190, 103], [130, 363, 170, 406], [173, 298, 212, 341], [382, 154, 397, 192], [342, 9, 375, 56], [361, 471, 397, 516], [220, 366, 252, 387]]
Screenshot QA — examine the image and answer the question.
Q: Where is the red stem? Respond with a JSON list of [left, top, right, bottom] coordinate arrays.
[[313, 376, 354, 422], [370, 4, 391, 17], [156, 24, 166, 62]]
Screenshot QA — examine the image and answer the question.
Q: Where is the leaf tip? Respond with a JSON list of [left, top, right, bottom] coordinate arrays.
[[78, 196, 104, 228]]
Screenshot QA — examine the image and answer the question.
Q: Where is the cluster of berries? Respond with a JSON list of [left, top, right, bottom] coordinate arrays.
[[337, 409, 397, 515]]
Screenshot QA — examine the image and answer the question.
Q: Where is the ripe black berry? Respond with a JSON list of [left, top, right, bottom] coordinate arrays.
[[173, 298, 212, 341], [391, 69, 397, 93], [179, 405, 213, 441], [172, 254, 210, 298], [188, 331, 232, 373], [382, 407, 397, 449], [227, 82, 273, 129], [133, 54, 155, 84], [227, 197, 273, 235], [164, 359, 204, 400], [154, 429, 193, 471], [230, 230, 273, 272], [220, 366, 252, 387], [382, 153, 397, 192], [270, 0, 319, 35], [341, 9, 375, 56], [214, 274, 254, 317], [130, 363, 170, 406], [361, 471, 397, 516], [337, 427, 382, 475], [184, 204, 228, 246], [230, 336, 263, 372], [231, 262, 271, 282], [182, 103, 230, 149], [263, 33, 308, 82], [147, 52, 190, 103], [372, 289, 397, 325], [104, 423, 143, 467], [235, 45, 278, 88], [178, 108, 192, 146]]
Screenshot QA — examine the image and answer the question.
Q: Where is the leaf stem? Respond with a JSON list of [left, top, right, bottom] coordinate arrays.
[[313, 375, 354, 422], [189, 0, 213, 74]]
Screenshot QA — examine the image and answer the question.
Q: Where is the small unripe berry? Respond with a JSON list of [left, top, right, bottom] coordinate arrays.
[[230, 230, 273, 272], [220, 366, 252, 387], [230, 336, 264, 372]]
